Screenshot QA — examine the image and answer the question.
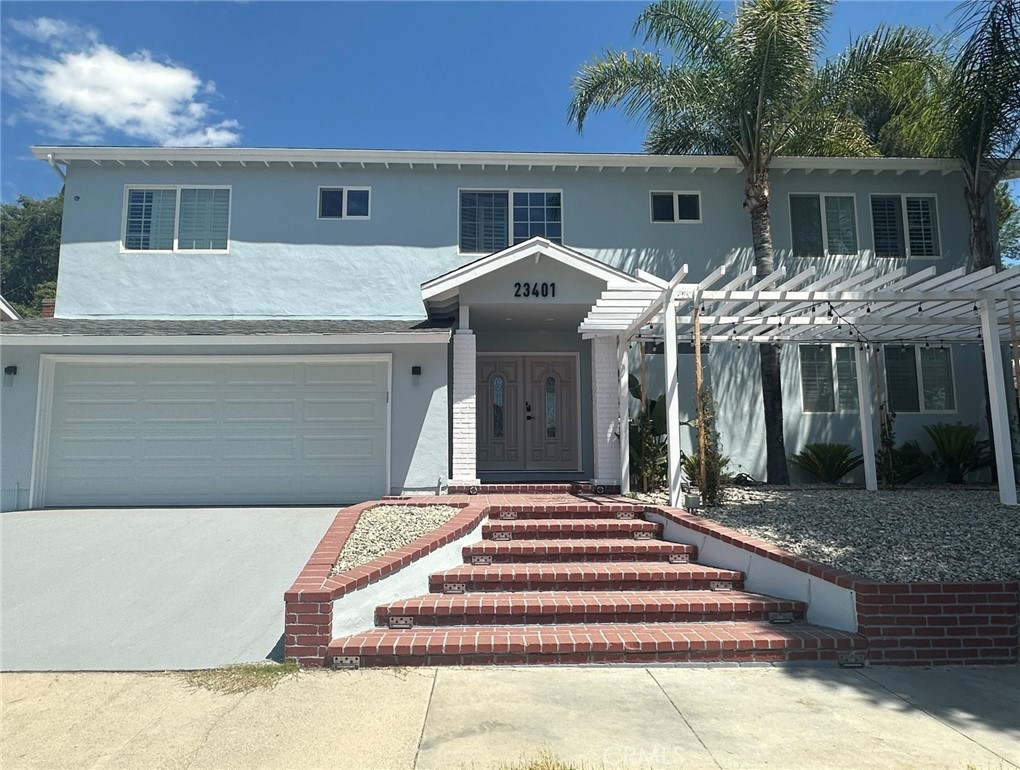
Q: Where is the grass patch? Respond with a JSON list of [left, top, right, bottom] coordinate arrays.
[[497, 750, 591, 770], [180, 660, 299, 694]]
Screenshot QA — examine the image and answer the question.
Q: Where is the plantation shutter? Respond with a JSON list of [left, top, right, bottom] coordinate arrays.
[[178, 188, 230, 250], [790, 195, 823, 257], [799, 345, 835, 412], [884, 346, 920, 412], [125, 188, 176, 250], [834, 347, 859, 411], [905, 197, 940, 257], [460, 192, 508, 253], [871, 196, 905, 258], [920, 347, 955, 410], [824, 196, 858, 255]]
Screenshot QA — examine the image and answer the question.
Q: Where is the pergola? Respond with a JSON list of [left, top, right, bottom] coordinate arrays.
[[579, 263, 1020, 506]]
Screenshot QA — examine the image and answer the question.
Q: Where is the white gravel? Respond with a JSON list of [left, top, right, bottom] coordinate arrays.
[[638, 486, 1020, 583], [331, 504, 461, 576]]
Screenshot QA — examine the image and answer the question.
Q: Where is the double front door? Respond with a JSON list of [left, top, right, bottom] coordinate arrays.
[[477, 355, 579, 472]]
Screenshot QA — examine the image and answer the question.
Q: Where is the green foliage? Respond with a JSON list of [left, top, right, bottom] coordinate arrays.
[[996, 182, 1020, 264], [876, 410, 931, 486], [1, 192, 63, 317], [790, 443, 864, 483], [923, 422, 992, 484], [628, 375, 668, 493], [686, 382, 729, 505]]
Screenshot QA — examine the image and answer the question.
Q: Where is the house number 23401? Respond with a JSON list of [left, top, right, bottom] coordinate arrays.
[[513, 282, 556, 298]]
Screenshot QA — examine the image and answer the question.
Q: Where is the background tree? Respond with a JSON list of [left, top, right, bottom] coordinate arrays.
[[567, 0, 930, 484], [996, 183, 1020, 264], [1, 192, 63, 317]]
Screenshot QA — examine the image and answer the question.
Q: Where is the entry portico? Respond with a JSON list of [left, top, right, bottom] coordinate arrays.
[[421, 237, 648, 488]]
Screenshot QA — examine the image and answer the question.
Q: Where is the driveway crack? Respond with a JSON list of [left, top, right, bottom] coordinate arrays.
[[646, 669, 724, 770]]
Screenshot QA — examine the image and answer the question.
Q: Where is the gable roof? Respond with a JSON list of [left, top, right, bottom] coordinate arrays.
[[421, 237, 647, 306], [0, 295, 21, 322]]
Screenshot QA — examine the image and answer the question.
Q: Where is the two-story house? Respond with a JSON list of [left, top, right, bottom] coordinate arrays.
[[0, 147, 989, 511]]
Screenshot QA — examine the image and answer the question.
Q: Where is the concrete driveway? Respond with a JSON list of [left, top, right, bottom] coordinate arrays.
[[0, 507, 338, 671]]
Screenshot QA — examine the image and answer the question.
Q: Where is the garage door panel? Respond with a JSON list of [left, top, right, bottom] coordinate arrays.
[[43, 358, 390, 507]]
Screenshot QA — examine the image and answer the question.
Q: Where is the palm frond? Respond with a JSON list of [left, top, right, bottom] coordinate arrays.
[[567, 50, 669, 132], [634, 0, 731, 68]]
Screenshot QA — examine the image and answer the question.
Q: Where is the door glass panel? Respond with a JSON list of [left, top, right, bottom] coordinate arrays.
[[492, 376, 504, 438], [545, 376, 557, 438]]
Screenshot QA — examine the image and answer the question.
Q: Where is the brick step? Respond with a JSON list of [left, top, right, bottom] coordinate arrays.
[[482, 519, 661, 540], [376, 590, 805, 627], [429, 562, 744, 593], [486, 506, 647, 521], [463, 539, 697, 563], [327, 621, 866, 667]]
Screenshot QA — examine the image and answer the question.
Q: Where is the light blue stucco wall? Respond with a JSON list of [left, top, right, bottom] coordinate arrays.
[[54, 162, 971, 319], [0, 340, 449, 511]]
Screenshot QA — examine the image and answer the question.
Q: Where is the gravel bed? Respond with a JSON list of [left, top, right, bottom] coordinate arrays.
[[330, 504, 461, 576], [635, 486, 1020, 583]]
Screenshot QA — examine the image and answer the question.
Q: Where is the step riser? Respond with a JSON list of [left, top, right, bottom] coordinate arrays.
[[376, 610, 802, 627], [482, 527, 662, 540], [465, 553, 692, 563], [429, 578, 746, 592], [336, 649, 845, 668], [487, 511, 647, 521]]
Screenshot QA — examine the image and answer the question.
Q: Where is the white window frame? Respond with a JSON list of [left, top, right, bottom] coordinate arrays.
[[317, 186, 371, 221], [649, 191, 702, 224], [457, 188, 565, 255], [798, 344, 860, 414], [788, 193, 859, 258], [120, 184, 232, 254], [869, 193, 943, 260], [882, 344, 957, 414]]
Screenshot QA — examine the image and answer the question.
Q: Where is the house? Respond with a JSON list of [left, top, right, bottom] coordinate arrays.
[[0, 146, 994, 511]]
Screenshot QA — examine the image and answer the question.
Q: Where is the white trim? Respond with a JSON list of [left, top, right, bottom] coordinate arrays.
[[797, 343, 860, 414], [456, 188, 565, 256], [881, 343, 957, 414], [788, 192, 859, 258], [650, 191, 702, 224], [868, 192, 943, 260], [120, 184, 232, 254], [0, 331, 452, 347], [317, 185, 372, 220], [0, 295, 21, 321], [423, 237, 643, 301], [477, 351, 584, 474], [33, 146, 1001, 177], [29, 353, 392, 509]]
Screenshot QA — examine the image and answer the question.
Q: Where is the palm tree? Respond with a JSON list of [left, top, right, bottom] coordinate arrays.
[[568, 0, 932, 484]]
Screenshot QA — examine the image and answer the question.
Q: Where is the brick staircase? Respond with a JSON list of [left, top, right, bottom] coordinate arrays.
[[327, 501, 865, 667]]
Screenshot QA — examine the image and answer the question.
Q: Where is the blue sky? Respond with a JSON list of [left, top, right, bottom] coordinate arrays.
[[0, 1, 970, 202]]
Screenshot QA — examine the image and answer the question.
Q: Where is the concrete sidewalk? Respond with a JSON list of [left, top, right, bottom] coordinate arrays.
[[2, 665, 1017, 769]]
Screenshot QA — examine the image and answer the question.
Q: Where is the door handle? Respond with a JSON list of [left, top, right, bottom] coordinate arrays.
[[525, 401, 533, 420]]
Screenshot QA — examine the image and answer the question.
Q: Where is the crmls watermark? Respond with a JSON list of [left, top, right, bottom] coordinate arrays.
[[602, 744, 686, 767]]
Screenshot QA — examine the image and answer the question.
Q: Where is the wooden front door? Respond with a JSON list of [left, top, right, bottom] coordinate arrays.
[[477, 355, 578, 472]]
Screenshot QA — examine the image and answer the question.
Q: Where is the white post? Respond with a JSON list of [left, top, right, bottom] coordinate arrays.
[[664, 289, 683, 507], [591, 336, 621, 487], [619, 338, 631, 495], [855, 346, 878, 492], [980, 298, 1017, 505], [451, 328, 479, 485]]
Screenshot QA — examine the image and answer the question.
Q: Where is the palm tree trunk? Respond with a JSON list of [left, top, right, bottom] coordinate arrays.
[[746, 170, 790, 485], [965, 183, 997, 270]]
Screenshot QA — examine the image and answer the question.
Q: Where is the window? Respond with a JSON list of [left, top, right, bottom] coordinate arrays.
[[459, 190, 562, 253], [318, 187, 370, 219], [799, 345, 859, 413], [884, 345, 955, 412], [124, 186, 230, 252], [789, 194, 858, 257], [871, 195, 940, 258], [650, 192, 701, 223]]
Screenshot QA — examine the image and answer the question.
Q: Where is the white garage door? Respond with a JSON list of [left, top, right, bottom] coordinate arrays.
[[39, 356, 390, 507]]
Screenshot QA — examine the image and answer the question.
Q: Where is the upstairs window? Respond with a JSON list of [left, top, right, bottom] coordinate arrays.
[[124, 186, 230, 252], [650, 192, 701, 223], [884, 345, 955, 412], [871, 195, 940, 258], [799, 345, 859, 413], [318, 187, 371, 219], [790, 194, 858, 257], [459, 189, 562, 253]]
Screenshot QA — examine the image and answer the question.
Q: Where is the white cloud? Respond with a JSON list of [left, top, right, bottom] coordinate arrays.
[[3, 17, 241, 146]]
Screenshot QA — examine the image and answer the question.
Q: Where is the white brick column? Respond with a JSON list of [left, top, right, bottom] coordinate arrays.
[[591, 335, 621, 486], [451, 329, 479, 485]]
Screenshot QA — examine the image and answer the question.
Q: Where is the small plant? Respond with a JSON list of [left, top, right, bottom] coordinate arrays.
[[181, 661, 299, 694], [876, 409, 930, 486], [627, 374, 667, 493], [924, 422, 991, 484], [790, 443, 864, 483]]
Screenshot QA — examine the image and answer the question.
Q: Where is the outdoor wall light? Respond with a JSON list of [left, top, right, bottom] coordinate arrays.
[[3, 365, 17, 387], [411, 365, 422, 386]]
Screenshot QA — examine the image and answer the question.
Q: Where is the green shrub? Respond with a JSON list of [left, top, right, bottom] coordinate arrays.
[[627, 375, 668, 493], [790, 443, 864, 483], [923, 422, 991, 484], [880, 440, 932, 485]]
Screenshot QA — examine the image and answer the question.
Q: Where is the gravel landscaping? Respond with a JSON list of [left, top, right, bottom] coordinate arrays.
[[331, 504, 461, 576], [640, 486, 1020, 583]]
